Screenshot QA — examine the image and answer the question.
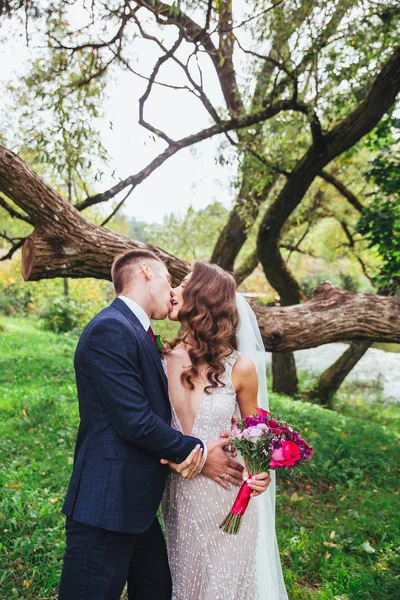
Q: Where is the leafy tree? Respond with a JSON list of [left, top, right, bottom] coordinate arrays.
[[1, 0, 400, 401], [357, 146, 400, 290], [145, 202, 229, 262]]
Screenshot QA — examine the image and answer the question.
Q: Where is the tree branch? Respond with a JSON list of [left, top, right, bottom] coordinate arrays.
[[338, 219, 374, 283], [48, 4, 132, 52], [233, 250, 259, 285], [0, 195, 32, 223], [0, 232, 25, 261], [132, 13, 221, 125], [138, 33, 183, 144], [319, 170, 364, 213], [135, 0, 244, 116], [257, 45, 400, 304], [75, 97, 309, 211], [100, 185, 134, 227]]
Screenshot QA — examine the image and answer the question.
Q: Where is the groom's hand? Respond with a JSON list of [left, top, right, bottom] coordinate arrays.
[[160, 444, 204, 479], [202, 439, 243, 490]]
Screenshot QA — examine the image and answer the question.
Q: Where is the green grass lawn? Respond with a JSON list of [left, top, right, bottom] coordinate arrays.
[[0, 317, 399, 599]]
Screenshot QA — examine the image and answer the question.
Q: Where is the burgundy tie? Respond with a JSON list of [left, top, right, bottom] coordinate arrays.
[[147, 326, 157, 349]]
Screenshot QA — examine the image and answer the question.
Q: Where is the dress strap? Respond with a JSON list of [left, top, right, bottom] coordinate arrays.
[[221, 350, 241, 385]]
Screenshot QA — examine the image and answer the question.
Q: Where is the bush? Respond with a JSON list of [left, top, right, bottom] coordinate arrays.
[[0, 285, 32, 315], [0, 255, 113, 327], [39, 296, 85, 333]]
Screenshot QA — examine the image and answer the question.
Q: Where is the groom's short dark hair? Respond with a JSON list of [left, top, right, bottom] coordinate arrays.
[[111, 249, 163, 294]]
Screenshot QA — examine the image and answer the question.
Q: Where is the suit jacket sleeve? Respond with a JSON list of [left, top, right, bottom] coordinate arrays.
[[84, 319, 203, 463]]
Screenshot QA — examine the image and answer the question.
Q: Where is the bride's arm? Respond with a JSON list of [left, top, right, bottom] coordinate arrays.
[[232, 355, 272, 497]]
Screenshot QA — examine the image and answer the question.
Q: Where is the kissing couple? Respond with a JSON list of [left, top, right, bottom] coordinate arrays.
[[58, 249, 288, 600]]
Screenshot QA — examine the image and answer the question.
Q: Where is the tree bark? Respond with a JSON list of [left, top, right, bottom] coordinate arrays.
[[1, 146, 400, 350], [63, 278, 69, 298], [250, 282, 400, 351], [233, 250, 259, 285], [272, 353, 299, 396], [311, 340, 372, 409], [211, 179, 276, 271], [0, 146, 190, 285]]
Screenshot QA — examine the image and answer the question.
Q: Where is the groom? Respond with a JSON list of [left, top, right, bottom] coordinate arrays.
[[58, 249, 243, 600]]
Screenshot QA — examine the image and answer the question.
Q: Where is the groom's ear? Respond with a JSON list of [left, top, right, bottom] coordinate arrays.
[[140, 262, 152, 281]]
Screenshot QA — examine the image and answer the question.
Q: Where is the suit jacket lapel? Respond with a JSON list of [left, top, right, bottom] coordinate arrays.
[[111, 298, 169, 396]]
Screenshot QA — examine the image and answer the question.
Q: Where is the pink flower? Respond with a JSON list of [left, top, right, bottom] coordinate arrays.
[[230, 426, 244, 440], [296, 434, 314, 461], [270, 440, 301, 468], [243, 426, 264, 443]]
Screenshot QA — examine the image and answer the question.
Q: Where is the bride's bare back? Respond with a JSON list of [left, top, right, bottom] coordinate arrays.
[[165, 344, 212, 436]]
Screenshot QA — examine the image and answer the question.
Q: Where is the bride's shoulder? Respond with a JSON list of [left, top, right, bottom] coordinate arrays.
[[231, 353, 258, 393], [231, 353, 258, 383]]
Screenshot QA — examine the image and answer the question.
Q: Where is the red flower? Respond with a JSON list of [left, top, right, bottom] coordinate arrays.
[[256, 407, 271, 418], [270, 440, 301, 468], [243, 416, 262, 428], [266, 419, 290, 435]]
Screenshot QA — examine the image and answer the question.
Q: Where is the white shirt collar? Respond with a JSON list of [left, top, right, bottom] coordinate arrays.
[[118, 296, 151, 331]]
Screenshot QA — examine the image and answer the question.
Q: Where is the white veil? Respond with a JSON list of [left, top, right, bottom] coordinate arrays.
[[236, 293, 288, 600]]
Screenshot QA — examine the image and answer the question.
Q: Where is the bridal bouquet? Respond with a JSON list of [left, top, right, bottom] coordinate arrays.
[[219, 408, 313, 534]]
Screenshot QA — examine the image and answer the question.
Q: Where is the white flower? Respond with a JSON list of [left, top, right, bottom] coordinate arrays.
[[230, 426, 244, 440], [256, 423, 268, 432], [243, 426, 264, 443]]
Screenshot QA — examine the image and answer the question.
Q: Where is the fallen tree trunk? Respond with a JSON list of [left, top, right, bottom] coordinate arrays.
[[1, 146, 399, 351], [251, 283, 400, 352], [0, 146, 190, 285]]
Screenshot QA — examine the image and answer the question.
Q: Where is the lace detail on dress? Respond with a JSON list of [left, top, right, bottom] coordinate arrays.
[[161, 350, 259, 600]]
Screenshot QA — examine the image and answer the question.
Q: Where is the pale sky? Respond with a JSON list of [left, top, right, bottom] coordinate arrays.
[[0, 10, 241, 223]]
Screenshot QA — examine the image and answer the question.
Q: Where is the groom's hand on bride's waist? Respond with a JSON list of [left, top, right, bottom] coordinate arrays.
[[202, 439, 243, 490], [160, 439, 243, 489]]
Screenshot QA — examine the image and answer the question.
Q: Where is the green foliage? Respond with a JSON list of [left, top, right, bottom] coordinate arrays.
[[127, 217, 150, 242], [39, 296, 85, 334], [0, 254, 113, 329], [301, 270, 363, 298], [270, 394, 400, 600], [0, 319, 399, 599], [145, 202, 229, 262], [5, 11, 109, 202], [357, 147, 400, 289], [0, 284, 32, 316]]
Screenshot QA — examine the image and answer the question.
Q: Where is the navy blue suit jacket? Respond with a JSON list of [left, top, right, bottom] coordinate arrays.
[[62, 298, 202, 534]]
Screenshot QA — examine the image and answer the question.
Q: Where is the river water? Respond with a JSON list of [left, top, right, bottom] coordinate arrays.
[[265, 343, 400, 403]]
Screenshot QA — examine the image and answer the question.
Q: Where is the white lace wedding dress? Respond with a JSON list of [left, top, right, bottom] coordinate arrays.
[[161, 351, 260, 600]]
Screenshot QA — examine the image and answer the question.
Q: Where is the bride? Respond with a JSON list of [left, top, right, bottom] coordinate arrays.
[[160, 262, 288, 600]]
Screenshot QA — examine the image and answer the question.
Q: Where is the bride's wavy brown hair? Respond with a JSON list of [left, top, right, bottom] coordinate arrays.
[[175, 262, 239, 394]]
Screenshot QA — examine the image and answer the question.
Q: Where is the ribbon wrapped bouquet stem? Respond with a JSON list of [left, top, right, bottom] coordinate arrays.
[[219, 408, 314, 535]]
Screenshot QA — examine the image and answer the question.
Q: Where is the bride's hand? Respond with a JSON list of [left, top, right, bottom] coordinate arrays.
[[160, 445, 204, 479], [243, 468, 272, 497], [219, 430, 237, 458]]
